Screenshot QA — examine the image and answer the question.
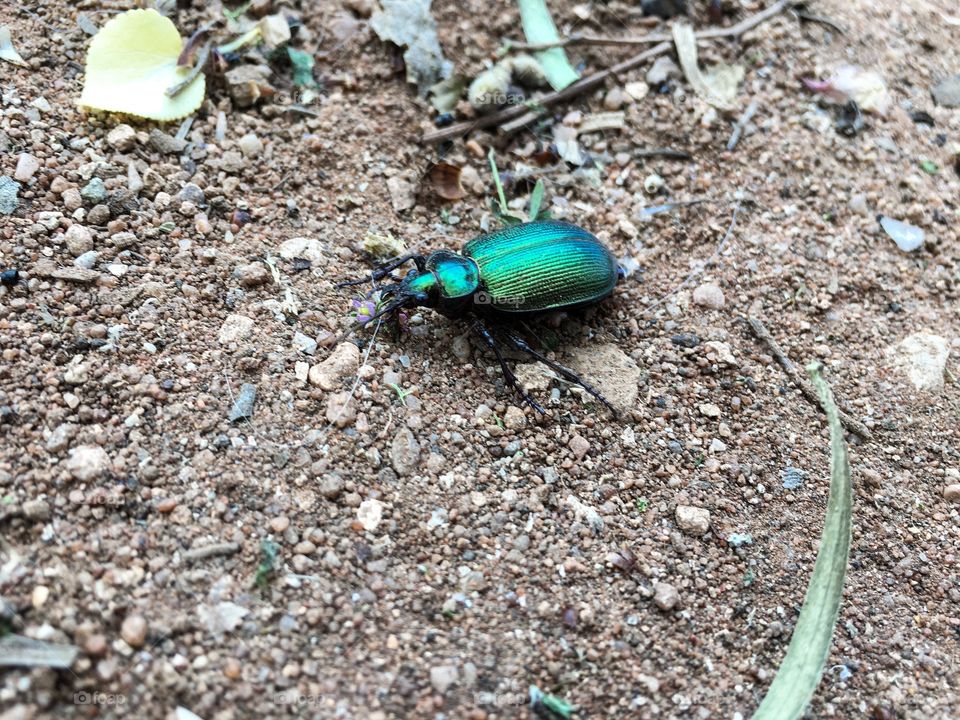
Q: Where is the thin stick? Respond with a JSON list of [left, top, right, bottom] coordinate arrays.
[[423, 42, 670, 144], [501, 0, 791, 51], [746, 317, 873, 441], [635, 148, 692, 160], [726, 99, 758, 151], [422, 0, 790, 144], [166, 42, 210, 97]]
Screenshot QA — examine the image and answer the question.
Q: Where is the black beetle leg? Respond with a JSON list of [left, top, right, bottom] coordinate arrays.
[[336, 253, 427, 288], [502, 330, 618, 416], [470, 320, 546, 415]]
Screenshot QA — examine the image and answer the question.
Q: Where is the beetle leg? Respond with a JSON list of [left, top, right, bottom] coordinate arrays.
[[337, 253, 426, 288], [501, 330, 618, 416], [470, 321, 546, 415]]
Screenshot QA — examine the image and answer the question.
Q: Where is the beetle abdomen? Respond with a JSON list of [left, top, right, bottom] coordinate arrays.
[[463, 221, 618, 313]]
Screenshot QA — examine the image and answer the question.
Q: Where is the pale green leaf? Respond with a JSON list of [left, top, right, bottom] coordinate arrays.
[[0, 25, 27, 66], [79, 9, 205, 121], [517, 0, 579, 91], [529, 179, 545, 220], [751, 364, 852, 720]]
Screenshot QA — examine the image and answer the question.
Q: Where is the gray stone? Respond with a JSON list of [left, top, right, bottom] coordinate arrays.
[[148, 128, 188, 155], [932, 74, 960, 107], [390, 427, 421, 476], [80, 178, 107, 205], [0, 176, 21, 215], [107, 124, 137, 151]]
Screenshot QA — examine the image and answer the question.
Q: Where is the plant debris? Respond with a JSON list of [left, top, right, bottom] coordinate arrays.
[[0, 25, 26, 66], [427, 162, 466, 200], [370, 0, 452, 96], [672, 23, 744, 111], [79, 9, 206, 120]]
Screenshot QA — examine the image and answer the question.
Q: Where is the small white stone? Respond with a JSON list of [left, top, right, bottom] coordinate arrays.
[[356, 498, 383, 531], [237, 133, 264, 157], [218, 314, 255, 344], [693, 283, 725, 309], [14, 154, 40, 182], [64, 445, 110, 482], [887, 332, 949, 391], [430, 665, 459, 694], [675, 505, 711, 536]]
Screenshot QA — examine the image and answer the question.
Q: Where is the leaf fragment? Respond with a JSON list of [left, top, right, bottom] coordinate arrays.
[[0, 25, 26, 66], [79, 9, 205, 121], [751, 364, 852, 720], [672, 23, 743, 111], [517, 0, 579, 90], [427, 162, 466, 200]]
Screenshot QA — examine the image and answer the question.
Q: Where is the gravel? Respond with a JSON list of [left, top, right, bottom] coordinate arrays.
[[1, 2, 958, 718]]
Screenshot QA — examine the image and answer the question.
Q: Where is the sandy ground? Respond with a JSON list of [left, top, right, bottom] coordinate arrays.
[[1, 0, 959, 718]]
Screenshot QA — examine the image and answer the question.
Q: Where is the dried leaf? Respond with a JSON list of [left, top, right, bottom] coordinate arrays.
[[79, 9, 205, 121], [553, 124, 584, 165], [428, 162, 465, 200], [672, 23, 743, 111], [370, 0, 452, 96], [0, 25, 26, 66], [363, 230, 406, 259]]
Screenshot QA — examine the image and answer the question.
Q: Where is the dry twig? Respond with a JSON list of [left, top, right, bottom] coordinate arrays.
[[746, 317, 873, 441], [503, 0, 792, 50], [726, 99, 758, 151], [421, 0, 790, 144]]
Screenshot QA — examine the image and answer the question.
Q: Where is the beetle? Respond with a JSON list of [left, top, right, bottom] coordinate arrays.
[[338, 220, 623, 414]]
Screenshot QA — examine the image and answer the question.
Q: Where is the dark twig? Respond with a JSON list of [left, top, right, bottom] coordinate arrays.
[[746, 317, 873, 441], [183, 542, 240, 563], [792, 8, 846, 34], [501, 0, 792, 51], [422, 0, 791, 144], [635, 147, 692, 160], [166, 42, 210, 97], [424, 43, 671, 143]]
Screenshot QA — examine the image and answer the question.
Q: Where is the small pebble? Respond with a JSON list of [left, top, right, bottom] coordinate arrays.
[[14, 154, 40, 182], [106, 124, 137, 152], [675, 505, 711, 536], [65, 224, 94, 256], [653, 582, 680, 611], [121, 614, 148, 648], [692, 283, 725, 309]]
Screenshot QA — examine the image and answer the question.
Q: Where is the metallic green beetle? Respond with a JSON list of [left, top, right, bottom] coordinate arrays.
[[339, 220, 623, 413]]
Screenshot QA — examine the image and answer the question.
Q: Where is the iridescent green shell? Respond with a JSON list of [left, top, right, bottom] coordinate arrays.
[[463, 221, 618, 313]]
